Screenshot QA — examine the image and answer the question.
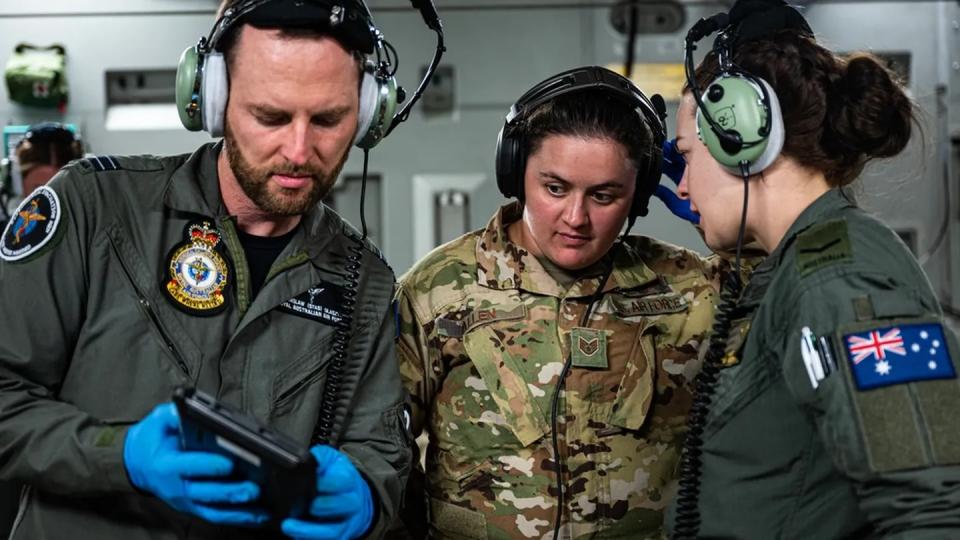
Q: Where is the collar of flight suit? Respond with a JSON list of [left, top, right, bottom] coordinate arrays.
[[740, 188, 855, 306], [475, 202, 661, 298], [161, 141, 337, 267]]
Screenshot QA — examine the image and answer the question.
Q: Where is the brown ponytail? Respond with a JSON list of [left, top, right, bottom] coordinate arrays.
[[688, 31, 918, 187]]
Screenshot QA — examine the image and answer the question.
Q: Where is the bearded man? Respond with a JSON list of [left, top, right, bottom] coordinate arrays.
[[0, 2, 409, 539]]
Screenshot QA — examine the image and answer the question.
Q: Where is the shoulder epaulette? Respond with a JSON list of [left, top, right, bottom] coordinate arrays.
[[85, 155, 123, 172], [363, 238, 395, 278], [796, 218, 852, 277]]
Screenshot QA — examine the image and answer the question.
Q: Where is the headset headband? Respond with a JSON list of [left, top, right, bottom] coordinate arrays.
[[727, 0, 813, 48], [204, 0, 378, 55], [506, 67, 665, 144]]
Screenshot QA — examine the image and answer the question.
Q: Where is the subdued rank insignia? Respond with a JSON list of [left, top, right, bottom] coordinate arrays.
[[1, 186, 61, 262], [796, 219, 852, 277], [571, 327, 608, 369], [163, 221, 229, 315], [277, 281, 349, 326], [86, 155, 122, 172]]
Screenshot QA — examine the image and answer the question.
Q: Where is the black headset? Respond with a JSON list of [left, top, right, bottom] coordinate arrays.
[[495, 66, 668, 219]]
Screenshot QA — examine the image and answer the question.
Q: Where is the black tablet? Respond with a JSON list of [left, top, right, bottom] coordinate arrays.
[[172, 386, 316, 518]]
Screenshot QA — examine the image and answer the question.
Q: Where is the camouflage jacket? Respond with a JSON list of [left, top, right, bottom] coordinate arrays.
[[396, 203, 723, 539]]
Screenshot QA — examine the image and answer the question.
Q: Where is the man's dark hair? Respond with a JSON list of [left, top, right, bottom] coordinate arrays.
[[214, 0, 364, 76]]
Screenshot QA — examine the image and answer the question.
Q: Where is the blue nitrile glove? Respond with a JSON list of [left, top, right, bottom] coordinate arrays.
[[654, 138, 701, 225], [123, 403, 270, 526], [281, 445, 374, 540]]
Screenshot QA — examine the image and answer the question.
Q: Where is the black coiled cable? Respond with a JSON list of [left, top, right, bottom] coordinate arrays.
[[312, 148, 375, 445], [672, 271, 742, 539], [673, 162, 752, 539], [312, 233, 364, 445]]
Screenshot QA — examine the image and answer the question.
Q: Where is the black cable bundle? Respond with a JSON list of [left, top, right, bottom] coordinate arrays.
[[672, 271, 742, 539], [311, 234, 364, 445]]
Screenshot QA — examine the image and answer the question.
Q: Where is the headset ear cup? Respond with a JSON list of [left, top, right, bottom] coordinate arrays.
[[355, 70, 378, 146], [175, 46, 204, 132], [495, 126, 523, 199], [749, 77, 784, 174], [355, 64, 399, 149], [202, 53, 229, 138], [697, 74, 773, 174]]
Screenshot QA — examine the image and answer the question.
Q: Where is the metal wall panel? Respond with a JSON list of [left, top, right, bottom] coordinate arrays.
[[0, 1, 955, 283]]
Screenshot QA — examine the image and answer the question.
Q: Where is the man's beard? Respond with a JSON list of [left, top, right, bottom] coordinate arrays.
[[224, 125, 348, 216]]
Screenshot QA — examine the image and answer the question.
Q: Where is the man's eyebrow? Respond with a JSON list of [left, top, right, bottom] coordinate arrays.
[[311, 105, 352, 121], [248, 104, 352, 119]]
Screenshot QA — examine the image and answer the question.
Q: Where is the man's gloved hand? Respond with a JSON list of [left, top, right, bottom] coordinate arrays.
[[654, 138, 701, 225], [123, 403, 270, 526], [282, 445, 374, 540]]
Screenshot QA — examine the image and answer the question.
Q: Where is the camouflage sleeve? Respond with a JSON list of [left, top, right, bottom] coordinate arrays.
[[697, 246, 764, 292], [780, 273, 960, 535], [394, 284, 434, 439], [389, 283, 437, 537]]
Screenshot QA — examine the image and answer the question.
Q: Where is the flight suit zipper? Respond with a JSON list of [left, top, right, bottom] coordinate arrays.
[[135, 296, 190, 376], [217, 218, 251, 316], [107, 237, 191, 376], [274, 354, 331, 405]]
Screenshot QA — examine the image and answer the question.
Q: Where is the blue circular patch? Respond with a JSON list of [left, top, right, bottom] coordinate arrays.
[[1, 186, 62, 262]]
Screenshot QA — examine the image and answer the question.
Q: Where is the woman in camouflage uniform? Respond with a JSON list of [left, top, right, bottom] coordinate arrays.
[[395, 66, 726, 539]]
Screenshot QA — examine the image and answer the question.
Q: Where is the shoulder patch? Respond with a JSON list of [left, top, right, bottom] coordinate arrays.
[[796, 218, 852, 277], [1, 186, 63, 262], [841, 320, 956, 390], [837, 317, 960, 472]]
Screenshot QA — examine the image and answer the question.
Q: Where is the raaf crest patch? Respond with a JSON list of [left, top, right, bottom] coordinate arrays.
[[163, 221, 230, 315], [1, 186, 62, 262]]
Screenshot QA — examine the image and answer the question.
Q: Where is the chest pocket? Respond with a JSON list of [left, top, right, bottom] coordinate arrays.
[[605, 320, 656, 431], [460, 302, 556, 447], [605, 291, 690, 432]]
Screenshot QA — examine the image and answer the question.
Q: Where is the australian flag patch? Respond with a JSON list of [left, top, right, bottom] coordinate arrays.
[[842, 322, 957, 390]]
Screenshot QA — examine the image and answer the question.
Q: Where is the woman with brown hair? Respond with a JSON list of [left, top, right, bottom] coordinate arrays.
[[667, 0, 960, 537]]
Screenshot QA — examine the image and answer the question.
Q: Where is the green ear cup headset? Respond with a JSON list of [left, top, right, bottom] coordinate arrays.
[[175, 0, 402, 149], [695, 68, 784, 174], [173, 0, 445, 448], [684, 16, 784, 176], [674, 5, 814, 539]]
